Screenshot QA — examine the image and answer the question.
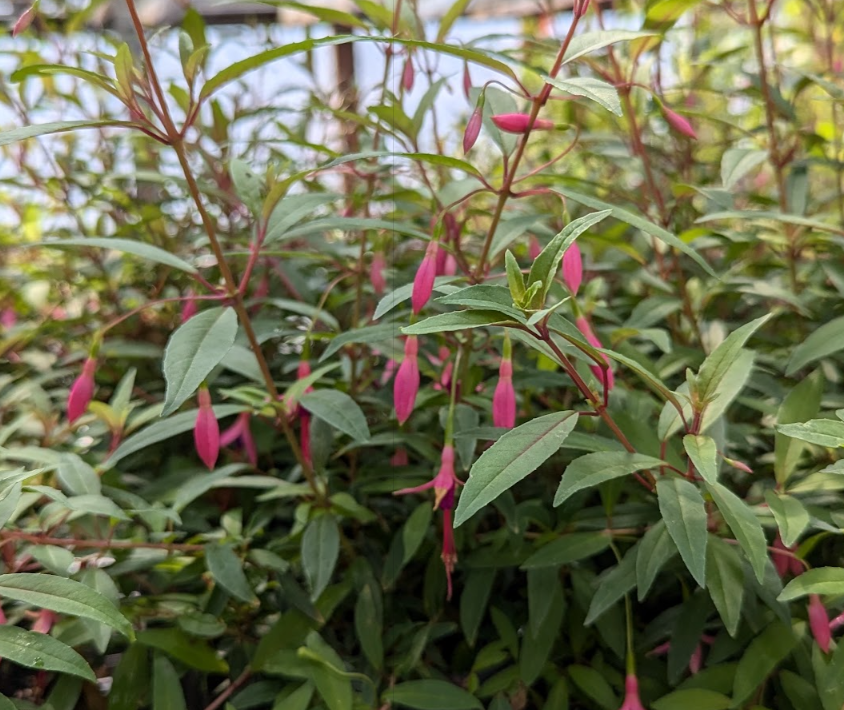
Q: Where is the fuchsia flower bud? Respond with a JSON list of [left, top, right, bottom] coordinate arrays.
[[32, 609, 56, 635], [0, 308, 16, 329], [809, 594, 831, 653], [297, 360, 313, 467], [662, 106, 698, 140], [493, 358, 516, 429], [13, 2, 38, 37], [562, 242, 583, 296], [394, 336, 420, 424], [619, 674, 646, 710], [529, 236, 542, 260], [689, 644, 704, 675], [491, 113, 554, 133], [444, 254, 458, 276], [390, 448, 409, 466], [67, 357, 97, 424], [463, 64, 472, 100], [194, 387, 220, 470], [772, 533, 791, 579], [463, 107, 483, 153], [575, 316, 615, 392], [402, 57, 414, 91], [181, 290, 198, 323], [412, 241, 438, 314], [220, 412, 257, 466], [371, 252, 386, 295]]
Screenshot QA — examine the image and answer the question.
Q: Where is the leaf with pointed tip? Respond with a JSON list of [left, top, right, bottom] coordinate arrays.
[[707, 482, 767, 583], [657, 478, 708, 587], [554, 452, 664, 506]]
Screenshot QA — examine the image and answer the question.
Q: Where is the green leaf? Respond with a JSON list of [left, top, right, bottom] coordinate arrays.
[[554, 452, 664, 507], [56, 453, 101, 495], [706, 482, 767, 583], [454, 411, 579, 527], [153, 655, 187, 710], [527, 567, 558, 636], [636, 520, 677, 600], [436, 0, 472, 41], [778, 567, 844, 601], [706, 537, 745, 637], [373, 276, 459, 320], [436, 284, 524, 321], [568, 665, 618, 710], [301, 515, 340, 601], [0, 625, 95, 681], [721, 148, 768, 190], [652, 688, 732, 710], [527, 211, 612, 304], [401, 310, 516, 335], [732, 621, 797, 704], [585, 545, 637, 624], [561, 29, 658, 64], [319, 324, 398, 362], [657, 477, 708, 587], [775, 371, 823, 485], [776, 419, 844, 448], [765, 491, 810, 548], [30, 238, 197, 274], [108, 644, 149, 710], [553, 187, 717, 277], [205, 543, 257, 604], [460, 569, 495, 647], [520, 573, 565, 685], [300, 390, 370, 443], [137, 628, 229, 673], [0, 119, 134, 147], [696, 315, 772, 403], [545, 76, 622, 115], [230, 158, 264, 217], [683, 435, 718, 485], [384, 680, 482, 710], [0, 573, 133, 639], [505, 251, 526, 304], [161, 307, 238, 416], [354, 583, 383, 669], [521, 532, 611, 569]]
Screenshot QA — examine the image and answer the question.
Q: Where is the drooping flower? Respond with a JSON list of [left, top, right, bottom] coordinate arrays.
[[402, 56, 414, 91], [67, 357, 97, 423], [463, 106, 483, 153], [219, 411, 257, 466], [562, 242, 583, 296], [394, 444, 462, 511], [462, 63, 472, 100], [412, 241, 439, 314], [194, 387, 220, 470], [575, 315, 615, 392], [662, 106, 698, 140], [619, 674, 646, 710], [491, 113, 554, 133], [394, 336, 420, 424], [809, 594, 831, 654], [493, 357, 516, 428], [371, 252, 387, 295]]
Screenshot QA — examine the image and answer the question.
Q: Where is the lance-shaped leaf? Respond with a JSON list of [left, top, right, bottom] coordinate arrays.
[[657, 478, 708, 587], [554, 452, 664, 506], [707, 481, 768, 583]]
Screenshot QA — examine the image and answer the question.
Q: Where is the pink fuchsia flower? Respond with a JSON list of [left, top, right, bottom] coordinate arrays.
[[181, 290, 198, 323], [529, 236, 542, 260], [463, 107, 483, 153], [463, 63, 472, 100], [575, 316, 614, 392], [394, 444, 463, 511], [402, 56, 414, 91], [809, 594, 831, 653], [220, 411, 257, 466], [649, 635, 713, 675], [662, 106, 697, 140], [619, 674, 646, 710], [371, 252, 387, 295], [32, 609, 56, 635], [194, 387, 220, 470], [562, 242, 583, 296], [412, 241, 439, 314], [394, 336, 420, 424], [493, 357, 516, 428], [491, 113, 554, 133], [67, 357, 97, 424]]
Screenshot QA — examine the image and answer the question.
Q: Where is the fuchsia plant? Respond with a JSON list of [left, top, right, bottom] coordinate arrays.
[[394, 336, 420, 424]]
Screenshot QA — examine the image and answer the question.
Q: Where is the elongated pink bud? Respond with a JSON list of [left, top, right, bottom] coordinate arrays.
[[491, 113, 554, 133], [297, 360, 313, 466], [394, 336, 420, 424], [662, 106, 697, 140], [0, 308, 16, 329], [371, 252, 386, 295], [13, 2, 38, 37], [689, 643, 704, 675], [771, 533, 791, 579], [181, 290, 198, 323], [412, 241, 438, 314], [619, 674, 646, 710], [220, 412, 257, 466], [575, 316, 614, 392], [391, 447, 409, 466], [493, 358, 516, 428], [463, 107, 482, 153], [529, 236, 542, 260], [463, 64, 472, 100], [403, 57, 414, 91], [809, 594, 831, 653], [562, 242, 583, 296], [444, 254, 458, 276], [67, 357, 97, 423], [32, 609, 56, 635], [194, 388, 220, 470]]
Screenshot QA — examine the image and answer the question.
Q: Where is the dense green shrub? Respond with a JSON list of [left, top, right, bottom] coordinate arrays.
[[1, 0, 844, 708]]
